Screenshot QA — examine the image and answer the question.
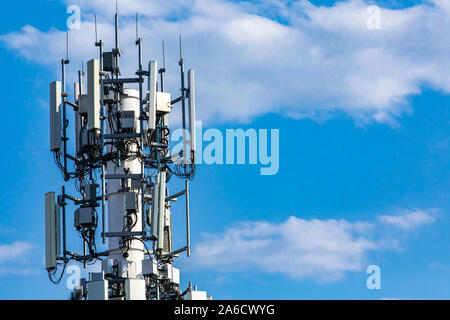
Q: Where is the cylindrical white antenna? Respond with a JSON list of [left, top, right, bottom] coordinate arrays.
[[179, 34, 183, 60], [66, 32, 69, 61], [159, 41, 166, 91], [94, 14, 98, 43], [135, 12, 139, 41], [147, 60, 157, 130], [162, 41, 166, 69], [114, 0, 120, 76]]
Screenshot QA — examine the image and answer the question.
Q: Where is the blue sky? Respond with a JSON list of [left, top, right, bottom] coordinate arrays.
[[0, 0, 449, 299]]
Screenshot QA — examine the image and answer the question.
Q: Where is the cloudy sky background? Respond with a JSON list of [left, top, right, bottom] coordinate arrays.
[[0, 0, 448, 299]]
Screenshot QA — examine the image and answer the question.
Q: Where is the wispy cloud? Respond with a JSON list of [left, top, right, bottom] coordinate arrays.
[[1, 0, 450, 124], [190, 208, 438, 281], [0, 241, 39, 277], [0, 267, 40, 276], [191, 217, 376, 281], [378, 208, 437, 231], [0, 241, 34, 264]]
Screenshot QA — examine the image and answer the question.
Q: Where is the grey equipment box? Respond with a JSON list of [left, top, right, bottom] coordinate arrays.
[[74, 207, 96, 228]]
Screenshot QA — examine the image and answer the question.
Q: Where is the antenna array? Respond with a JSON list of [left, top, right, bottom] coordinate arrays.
[[45, 9, 209, 300]]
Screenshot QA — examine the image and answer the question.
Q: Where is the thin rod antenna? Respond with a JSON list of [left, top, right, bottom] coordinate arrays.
[[79, 61, 84, 95], [159, 41, 166, 92], [135, 12, 139, 41], [115, 5, 119, 49], [178, 34, 187, 163], [179, 34, 183, 60], [66, 32, 69, 61], [114, 0, 120, 77], [95, 14, 98, 43], [135, 12, 145, 237], [78, 61, 84, 102], [94, 15, 104, 72], [162, 41, 166, 69]]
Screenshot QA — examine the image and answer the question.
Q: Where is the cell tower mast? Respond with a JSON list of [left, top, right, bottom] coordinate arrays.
[[45, 8, 209, 300]]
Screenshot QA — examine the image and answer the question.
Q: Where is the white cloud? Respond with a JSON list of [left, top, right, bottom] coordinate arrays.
[[191, 217, 376, 281], [0, 241, 34, 264], [190, 208, 437, 281], [1, 0, 449, 125], [0, 267, 40, 276], [378, 208, 436, 231], [0, 241, 39, 277]]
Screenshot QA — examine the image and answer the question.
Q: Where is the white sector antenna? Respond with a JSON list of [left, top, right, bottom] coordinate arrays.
[[45, 192, 60, 270], [87, 59, 100, 130], [148, 60, 157, 130], [74, 82, 84, 156], [49, 81, 61, 152]]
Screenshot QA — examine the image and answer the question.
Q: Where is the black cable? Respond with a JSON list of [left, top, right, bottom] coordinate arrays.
[[132, 236, 155, 261], [48, 259, 70, 285]]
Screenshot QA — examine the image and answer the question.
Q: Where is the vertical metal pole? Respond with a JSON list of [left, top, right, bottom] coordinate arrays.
[[61, 34, 68, 260], [114, 8, 120, 122], [83, 239, 87, 268], [159, 41, 165, 92], [159, 72, 164, 92], [61, 59, 68, 179], [76, 68, 83, 160], [101, 86, 106, 245], [136, 35, 146, 237], [96, 39, 106, 244], [78, 70, 83, 100], [114, 6, 120, 79], [185, 180, 191, 257], [95, 15, 104, 71], [61, 186, 67, 259], [179, 38, 187, 164], [153, 115, 162, 248], [156, 279, 160, 300], [98, 41, 104, 74], [101, 164, 106, 244]]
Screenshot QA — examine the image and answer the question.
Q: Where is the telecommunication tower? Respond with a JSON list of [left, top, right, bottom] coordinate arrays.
[[45, 8, 210, 300]]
